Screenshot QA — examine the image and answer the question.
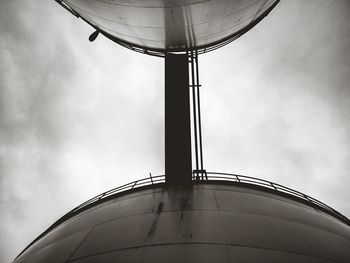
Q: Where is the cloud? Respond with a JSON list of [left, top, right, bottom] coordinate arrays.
[[1, 0, 350, 262]]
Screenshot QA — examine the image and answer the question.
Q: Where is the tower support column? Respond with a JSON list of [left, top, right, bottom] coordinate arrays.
[[165, 53, 192, 185]]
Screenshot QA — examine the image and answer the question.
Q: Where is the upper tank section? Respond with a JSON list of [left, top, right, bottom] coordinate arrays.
[[14, 178, 350, 263], [59, 0, 280, 52]]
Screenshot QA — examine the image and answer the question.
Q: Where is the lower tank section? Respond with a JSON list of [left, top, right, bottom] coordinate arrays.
[[14, 182, 350, 263]]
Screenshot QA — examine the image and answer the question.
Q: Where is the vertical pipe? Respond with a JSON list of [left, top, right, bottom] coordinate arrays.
[[165, 53, 192, 185], [190, 51, 199, 180], [195, 50, 205, 179]]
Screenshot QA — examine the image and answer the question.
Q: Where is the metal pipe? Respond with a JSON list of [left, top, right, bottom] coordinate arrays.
[[190, 51, 199, 179], [194, 50, 205, 179]]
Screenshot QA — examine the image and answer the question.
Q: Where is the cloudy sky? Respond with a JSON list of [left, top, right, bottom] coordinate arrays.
[[1, 0, 350, 262]]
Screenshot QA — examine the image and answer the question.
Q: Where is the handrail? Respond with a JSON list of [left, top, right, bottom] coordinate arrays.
[[65, 172, 349, 225], [69, 175, 165, 213], [206, 172, 344, 219]]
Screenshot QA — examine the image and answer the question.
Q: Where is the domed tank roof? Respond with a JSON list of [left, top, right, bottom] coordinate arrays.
[[13, 174, 350, 263]]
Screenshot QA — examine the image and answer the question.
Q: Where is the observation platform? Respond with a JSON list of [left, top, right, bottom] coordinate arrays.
[[14, 172, 350, 263]]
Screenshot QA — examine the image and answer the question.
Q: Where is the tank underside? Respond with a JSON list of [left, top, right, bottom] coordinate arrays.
[[14, 181, 350, 263], [59, 0, 280, 53]]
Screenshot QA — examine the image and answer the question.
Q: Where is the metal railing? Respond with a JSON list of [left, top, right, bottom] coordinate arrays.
[[205, 172, 346, 220], [66, 171, 349, 224], [71, 175, 165, 213]]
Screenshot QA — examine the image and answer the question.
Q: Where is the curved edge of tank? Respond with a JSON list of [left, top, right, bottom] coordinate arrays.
[[56, 0, 280, 56], [14, 173, 350, 261]]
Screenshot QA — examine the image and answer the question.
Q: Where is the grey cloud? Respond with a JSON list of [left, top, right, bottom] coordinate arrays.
[[1, 0, 350, 262]]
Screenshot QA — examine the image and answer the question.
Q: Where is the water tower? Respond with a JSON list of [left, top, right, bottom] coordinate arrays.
[[14, 1, 350, 262]]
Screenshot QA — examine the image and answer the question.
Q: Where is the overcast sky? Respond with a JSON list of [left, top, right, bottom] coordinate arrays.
[[1, 0, 350, 262]]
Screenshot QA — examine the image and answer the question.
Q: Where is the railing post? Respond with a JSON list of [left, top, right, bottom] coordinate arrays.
[[270, 182, 277, 191], [149, 172, 153, 185]]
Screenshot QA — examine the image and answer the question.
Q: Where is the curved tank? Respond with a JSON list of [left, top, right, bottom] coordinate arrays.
[[13, 174, 350, 263], [58, 0, 280, 52]]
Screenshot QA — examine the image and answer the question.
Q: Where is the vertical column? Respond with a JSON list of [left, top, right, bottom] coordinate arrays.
[[165, 53, 192, 185]]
